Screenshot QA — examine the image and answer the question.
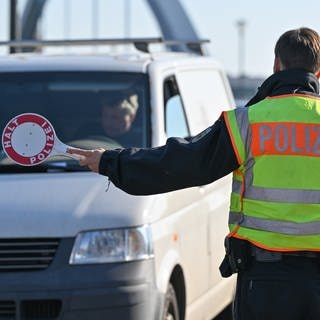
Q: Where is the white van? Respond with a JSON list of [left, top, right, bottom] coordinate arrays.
[[0, 40, 236, 320]]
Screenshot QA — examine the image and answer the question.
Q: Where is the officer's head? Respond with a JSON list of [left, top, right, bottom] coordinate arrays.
[[273, 27, 320, 76]]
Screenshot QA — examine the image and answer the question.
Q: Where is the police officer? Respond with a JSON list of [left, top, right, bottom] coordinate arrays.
[[69, 27, 320, 320]]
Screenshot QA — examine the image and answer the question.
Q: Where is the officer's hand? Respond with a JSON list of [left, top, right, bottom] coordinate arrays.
[[67, 147, 105, 173]]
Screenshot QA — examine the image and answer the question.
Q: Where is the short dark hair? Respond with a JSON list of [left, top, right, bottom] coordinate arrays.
[[274, 27, 320, 73]]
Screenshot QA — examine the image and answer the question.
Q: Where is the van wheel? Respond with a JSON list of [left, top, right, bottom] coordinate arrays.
[[163, 283, 180, 320]]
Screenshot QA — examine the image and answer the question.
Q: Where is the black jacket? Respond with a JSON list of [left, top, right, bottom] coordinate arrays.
[[99, 69, 320, 195]]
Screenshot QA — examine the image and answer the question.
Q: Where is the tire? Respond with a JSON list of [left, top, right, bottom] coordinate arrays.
[[163, 283, 180, 320]]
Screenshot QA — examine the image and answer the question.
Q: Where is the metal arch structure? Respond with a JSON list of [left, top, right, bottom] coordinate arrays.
[[146, 0, 204, 54], [21, 0, 47, 40], [20, 0, 205, 55]]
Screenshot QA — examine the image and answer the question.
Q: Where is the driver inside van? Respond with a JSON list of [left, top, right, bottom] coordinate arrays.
[[73, 92, 139, 147], [100, 93, 139, 145]]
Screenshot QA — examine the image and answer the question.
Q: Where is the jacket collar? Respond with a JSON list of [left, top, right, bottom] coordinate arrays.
[[246, 69, 320, 107]]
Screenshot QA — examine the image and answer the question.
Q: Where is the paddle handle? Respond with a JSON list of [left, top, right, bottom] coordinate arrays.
[[53, 139, 80, 160]]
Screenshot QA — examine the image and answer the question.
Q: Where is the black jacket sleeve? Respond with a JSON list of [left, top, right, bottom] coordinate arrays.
[[98, 116, 239, 195]]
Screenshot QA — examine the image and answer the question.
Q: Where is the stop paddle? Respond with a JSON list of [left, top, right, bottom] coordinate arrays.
[[2, 113, 78, 166]]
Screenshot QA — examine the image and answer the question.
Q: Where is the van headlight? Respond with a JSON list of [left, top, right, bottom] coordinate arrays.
[[69, 226, 153, 264]]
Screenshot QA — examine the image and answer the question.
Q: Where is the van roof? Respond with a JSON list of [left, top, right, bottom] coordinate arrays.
[[0, 50, 221, 73]]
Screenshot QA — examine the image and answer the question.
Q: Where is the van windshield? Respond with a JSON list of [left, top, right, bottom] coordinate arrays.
[[0, 71, 150, 173]]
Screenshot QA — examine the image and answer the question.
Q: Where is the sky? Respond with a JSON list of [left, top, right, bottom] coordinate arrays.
[[1, 0, 320, 78]]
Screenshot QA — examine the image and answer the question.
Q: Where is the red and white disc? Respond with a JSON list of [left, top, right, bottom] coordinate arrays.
[[2, 113, 56, 166]]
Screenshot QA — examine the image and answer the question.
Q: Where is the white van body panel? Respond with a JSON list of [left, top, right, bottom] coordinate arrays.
[[0, 173, 161, 237], [146, 57, 236, 319]]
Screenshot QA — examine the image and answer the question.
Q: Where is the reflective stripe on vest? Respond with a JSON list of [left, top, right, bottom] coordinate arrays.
[[223, 94, 320, 250], [229, 212, 320, 235], [232, 179, 320, 203]]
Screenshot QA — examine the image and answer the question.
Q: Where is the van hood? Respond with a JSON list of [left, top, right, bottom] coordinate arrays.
[[0, 172, 159, 238]]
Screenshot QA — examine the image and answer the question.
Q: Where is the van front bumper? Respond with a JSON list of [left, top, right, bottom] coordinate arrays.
[[0, 238, 163, 320]]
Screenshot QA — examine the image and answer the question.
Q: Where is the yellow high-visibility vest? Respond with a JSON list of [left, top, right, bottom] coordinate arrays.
[[223, 94, 320, 251]]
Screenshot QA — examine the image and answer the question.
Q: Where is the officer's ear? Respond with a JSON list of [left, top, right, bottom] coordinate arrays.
[[273, 56, 283, 73], [315, 69, 320, 79]]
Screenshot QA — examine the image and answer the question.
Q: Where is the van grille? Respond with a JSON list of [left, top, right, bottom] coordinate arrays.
[[0, 238, 59, 271], [0, 301, 15, 318], [0, 300, 62, 319], [21, 300, 62, 319]]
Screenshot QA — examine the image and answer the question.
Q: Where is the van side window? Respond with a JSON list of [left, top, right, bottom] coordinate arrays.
[[164, 77, 189, 138], [176, 69, 232, 135]]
